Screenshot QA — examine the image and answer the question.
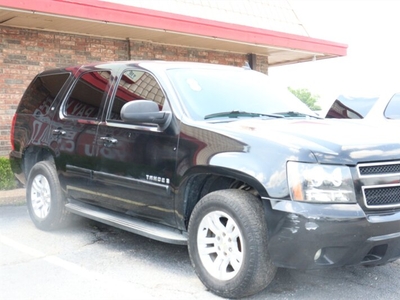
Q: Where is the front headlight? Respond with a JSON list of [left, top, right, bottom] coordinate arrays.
[[287, 161, 356, 203]]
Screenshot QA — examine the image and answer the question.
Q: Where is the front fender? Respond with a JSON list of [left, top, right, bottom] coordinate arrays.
[[209, 152, 290, 199]]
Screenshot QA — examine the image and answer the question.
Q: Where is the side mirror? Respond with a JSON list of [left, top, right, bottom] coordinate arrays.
[[120, 100, 170, 126]]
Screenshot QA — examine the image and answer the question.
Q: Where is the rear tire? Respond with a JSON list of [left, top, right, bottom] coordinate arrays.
[[26, 160, 70, 230], [188, 189, 277, 298]]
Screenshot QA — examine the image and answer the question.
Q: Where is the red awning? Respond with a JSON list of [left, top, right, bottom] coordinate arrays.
[[0, 0, 347, 66]]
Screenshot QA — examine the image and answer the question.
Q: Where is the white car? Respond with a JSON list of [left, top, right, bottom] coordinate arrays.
[[325, 92, 400, 120]]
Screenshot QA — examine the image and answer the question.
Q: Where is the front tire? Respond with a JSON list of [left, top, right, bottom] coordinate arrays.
[[188, 189, 277, 298], [26, 160, 70, 230]]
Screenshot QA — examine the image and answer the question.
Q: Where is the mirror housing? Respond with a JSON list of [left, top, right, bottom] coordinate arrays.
[[120, 100, 170, 126]]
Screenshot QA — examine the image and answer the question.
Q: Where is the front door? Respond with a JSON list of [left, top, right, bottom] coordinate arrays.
[[94, 68, 179, 226]]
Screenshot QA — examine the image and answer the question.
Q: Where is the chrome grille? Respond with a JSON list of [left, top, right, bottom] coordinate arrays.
[[363, 185, 400, 208], [358, 161, 400, 209], [359, 163, 400, 176]]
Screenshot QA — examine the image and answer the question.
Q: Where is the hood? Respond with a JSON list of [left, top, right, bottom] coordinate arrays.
[[207, 118, 400, 165]]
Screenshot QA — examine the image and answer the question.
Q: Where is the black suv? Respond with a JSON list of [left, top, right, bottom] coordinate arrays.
[[9, 61, 400, 298]]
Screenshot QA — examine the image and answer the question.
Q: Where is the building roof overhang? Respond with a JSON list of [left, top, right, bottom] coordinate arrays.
[[0, 0, 347, 67]]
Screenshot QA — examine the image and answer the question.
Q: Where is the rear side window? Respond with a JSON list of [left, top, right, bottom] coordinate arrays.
[[17, 73, 70, 115], [64, 71, 111, 119]]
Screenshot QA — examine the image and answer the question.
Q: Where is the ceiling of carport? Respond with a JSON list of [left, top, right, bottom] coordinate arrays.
[[0, 0, 347, 67]]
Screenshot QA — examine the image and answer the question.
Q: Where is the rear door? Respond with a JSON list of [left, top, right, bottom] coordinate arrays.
[[49, 68, 112, 203], [94, 68, 179, 226]]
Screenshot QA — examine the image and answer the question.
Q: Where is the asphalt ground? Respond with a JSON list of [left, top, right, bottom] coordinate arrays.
[[1, 188, 400, 299], [2, 204, 400, 300]]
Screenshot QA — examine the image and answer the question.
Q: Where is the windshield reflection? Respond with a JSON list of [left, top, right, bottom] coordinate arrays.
[[167, 68, 315, 121]]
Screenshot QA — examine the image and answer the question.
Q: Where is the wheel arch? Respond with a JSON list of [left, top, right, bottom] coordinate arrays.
[[175, 165, 270, 230], [23, 146, 56, 180]]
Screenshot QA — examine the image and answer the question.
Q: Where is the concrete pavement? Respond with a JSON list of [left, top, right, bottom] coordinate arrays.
[[0, 188, 26, 206]]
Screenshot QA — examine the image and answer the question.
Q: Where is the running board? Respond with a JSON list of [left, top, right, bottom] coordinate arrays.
[[65, 201, 188, 245]]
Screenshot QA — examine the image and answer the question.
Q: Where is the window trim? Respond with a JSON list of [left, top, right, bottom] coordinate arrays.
[[105, 68, 168, 126], [61, 70, 111, 121]]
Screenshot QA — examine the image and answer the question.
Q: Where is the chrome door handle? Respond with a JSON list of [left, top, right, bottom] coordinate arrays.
[[100, 136, 118, 146], [52, 129, 66, 136]]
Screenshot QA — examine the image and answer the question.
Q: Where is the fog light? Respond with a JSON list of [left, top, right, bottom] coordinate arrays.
[[314, 249, 322, 261]]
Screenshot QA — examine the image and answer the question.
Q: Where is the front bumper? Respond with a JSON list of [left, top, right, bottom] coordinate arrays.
[[267, 200, 400, 269]]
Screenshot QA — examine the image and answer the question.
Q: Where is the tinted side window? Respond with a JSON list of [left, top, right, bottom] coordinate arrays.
[[108, 70, 165, 121], [64, 71, 111, 119], [384, 93, 400, 119], [17, 73, 70, 115]]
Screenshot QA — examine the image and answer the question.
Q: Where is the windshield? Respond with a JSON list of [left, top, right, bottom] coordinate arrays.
[[166, 67, 316, 121]]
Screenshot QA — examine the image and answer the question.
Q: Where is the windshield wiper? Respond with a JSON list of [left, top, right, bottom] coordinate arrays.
[[274, 111, 322, 119], [204, 110, 284, 120]]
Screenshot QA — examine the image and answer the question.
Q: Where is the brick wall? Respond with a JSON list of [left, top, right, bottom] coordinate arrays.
[[0, 25, 268, 156], [127, 41, 269, 74]]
